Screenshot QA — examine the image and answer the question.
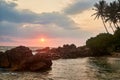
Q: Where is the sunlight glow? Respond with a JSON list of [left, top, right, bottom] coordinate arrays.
[[40, 38, 45, 43]]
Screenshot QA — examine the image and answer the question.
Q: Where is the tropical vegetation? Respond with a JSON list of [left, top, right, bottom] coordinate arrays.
[[86, 0, 120, 56], [92, 0, 120, 33]]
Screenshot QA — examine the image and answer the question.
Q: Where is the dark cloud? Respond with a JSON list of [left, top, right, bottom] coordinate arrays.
[[0, 0, 78, 29], [36, 12, 79, 29], [64, 0, 96, 15], [0, 0, 92, 44], [0, 0, 39, 23], [0, 21, 38, 38], [0, 21, 91, 39], [0, 21, 19, 37]]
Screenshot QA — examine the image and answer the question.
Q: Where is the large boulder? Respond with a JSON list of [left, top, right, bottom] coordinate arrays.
[[0, 46, 52, 71], [5, 46, 33, 68], [0, 52, 10, 68], [18, 53, 52, 71]]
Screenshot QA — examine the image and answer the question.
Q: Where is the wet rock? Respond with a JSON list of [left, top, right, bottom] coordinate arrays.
[[0, 46, 52, 71], [0, 52, 10, 68], [5, 46, 33, 68], [0, 52, 3, 54], [36, 47, 50, 53], [18, 53, 52, 71]]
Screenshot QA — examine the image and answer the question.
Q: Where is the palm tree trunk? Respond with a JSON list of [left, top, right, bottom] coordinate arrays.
[[109, 22, 114, 33], [116, 23, 119, 28], [113, 23, 117, 29], [101, 17, 109, 33]]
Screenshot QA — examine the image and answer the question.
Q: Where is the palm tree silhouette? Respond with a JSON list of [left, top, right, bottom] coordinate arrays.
[[116, 0, 120, 27], [105, 1, 118, 29], [92, 0, 109, 33]]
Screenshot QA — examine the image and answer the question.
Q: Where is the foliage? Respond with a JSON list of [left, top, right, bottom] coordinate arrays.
[[93, 0, 109, 33], [93, 0, 120, 33], [86, 33, 114, 56], [113, 28, 120, 51], [86, 27, 120, 56], [88, 0, 120, 56]]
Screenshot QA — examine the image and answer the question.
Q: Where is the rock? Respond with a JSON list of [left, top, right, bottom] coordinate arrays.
[[0, 52, 3, 54], [36, 47, 50, 53], [5, 46, 33, 68], [18, 53, 52, 71], [29, 62, 46, 71], [0, 46, 52, 71], [0, 52, 10, 68]]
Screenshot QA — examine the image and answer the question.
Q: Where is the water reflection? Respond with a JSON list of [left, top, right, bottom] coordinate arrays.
[[48, 58, 120, 80], [48, 58, 97, 80], [89, 57, 120, 80], [0, 58, 120, 80]]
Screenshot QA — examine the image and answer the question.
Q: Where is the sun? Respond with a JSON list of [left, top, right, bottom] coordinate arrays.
[[40, 38, 45, 43]]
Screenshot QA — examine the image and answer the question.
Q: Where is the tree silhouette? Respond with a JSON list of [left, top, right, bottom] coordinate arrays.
[[105, 1, 118, 29], [92, 0, 120, 33], [92, 0, 109, 33]]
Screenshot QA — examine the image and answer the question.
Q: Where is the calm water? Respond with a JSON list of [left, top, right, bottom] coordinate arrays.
[[0, 58, 120, 80], [0, 46, 120, 80]]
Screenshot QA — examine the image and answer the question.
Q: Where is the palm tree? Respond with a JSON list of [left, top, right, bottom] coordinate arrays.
[[92, 0, 109, 33], [116, 0, 120, 25], [105, 1, 119, 29]]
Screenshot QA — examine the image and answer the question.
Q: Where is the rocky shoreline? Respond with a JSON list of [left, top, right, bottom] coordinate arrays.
[[0, 46, 52, 71], [0, 45, 120, 72]]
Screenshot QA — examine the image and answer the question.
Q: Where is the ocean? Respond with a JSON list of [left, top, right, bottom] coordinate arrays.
[[0, 46, 120, 80], [0, 46, 42, 52]]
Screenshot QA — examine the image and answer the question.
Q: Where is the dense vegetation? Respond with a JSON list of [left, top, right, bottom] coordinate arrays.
[[86, 33, 113, 56], [86, 0, 120, 56], [86, 26, 120, 56], [93, 0, 120, 33]]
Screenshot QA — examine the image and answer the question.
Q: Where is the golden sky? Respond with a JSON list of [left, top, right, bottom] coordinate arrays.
[[0, 0, 114, 47]]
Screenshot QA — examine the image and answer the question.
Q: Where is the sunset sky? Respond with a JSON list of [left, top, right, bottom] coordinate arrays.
[[0, 0, 114, 47]]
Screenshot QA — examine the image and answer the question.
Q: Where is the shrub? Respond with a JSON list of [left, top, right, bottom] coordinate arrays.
[[113, 28, 120, 52], [86, 33, 114, 56]]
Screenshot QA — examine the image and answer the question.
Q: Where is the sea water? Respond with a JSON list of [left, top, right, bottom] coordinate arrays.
[[0, 46, 120, 80]]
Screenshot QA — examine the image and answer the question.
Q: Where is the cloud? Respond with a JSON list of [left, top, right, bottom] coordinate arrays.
[[0, 36, 15, 42], [0, 0, 93, 46], [36, 12, 79, 29], [0, 0, 78, 29], [64, 0, 95, 15], [12, 0, 18, 1], [0, 0, 40, 23], [0, 21, 39, 38], [0, 21, 19, 36], [0, 21, 91, 40]]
